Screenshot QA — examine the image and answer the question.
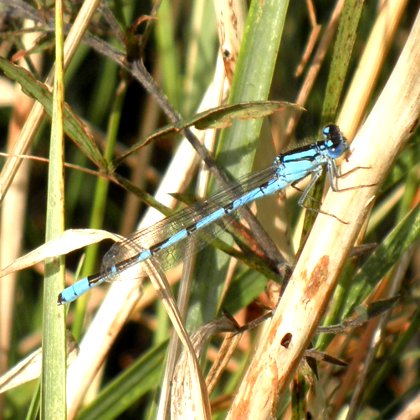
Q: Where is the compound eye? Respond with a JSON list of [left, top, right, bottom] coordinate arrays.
[[323, 123, 339, 138]]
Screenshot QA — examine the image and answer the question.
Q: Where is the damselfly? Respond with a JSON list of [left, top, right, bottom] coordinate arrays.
[[58, 124, 351, 304]]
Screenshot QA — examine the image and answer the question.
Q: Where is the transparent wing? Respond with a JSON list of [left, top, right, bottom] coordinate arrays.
[[101, 164, 280, 276]]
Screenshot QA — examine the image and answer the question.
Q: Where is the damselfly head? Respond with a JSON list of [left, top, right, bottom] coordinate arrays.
[[323, 124, 348, 158]]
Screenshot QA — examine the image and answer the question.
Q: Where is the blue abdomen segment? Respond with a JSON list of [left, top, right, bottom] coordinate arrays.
[[58, 273, 108, 304]]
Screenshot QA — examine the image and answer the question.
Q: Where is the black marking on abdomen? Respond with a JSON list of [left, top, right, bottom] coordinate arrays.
[[88, 273, 103, 286], [186, 224, 198, 235], [259, 181, 270, 191], [224, 202, 235, 214], [150, 240, 167, 254]]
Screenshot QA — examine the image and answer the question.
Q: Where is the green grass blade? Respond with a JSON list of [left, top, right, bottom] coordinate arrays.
[[71, 80, 128, 340], [345, 204, 420, 317], [187, 0, 290, 330], [322, 0, 365, 121], [41, 2, 66, 418], [77, 342, 166, 420]]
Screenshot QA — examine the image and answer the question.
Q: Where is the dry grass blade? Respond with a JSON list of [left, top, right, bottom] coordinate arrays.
[[0, 331, 78, 394], [170, 316, 238, 419], [0, 19, 42, 401], [0, 229, 121, 278], [206, 331, 243, 395], [340, 0, 409, 138], [213, 0, 246, 82], [228, 12, 420, 419], [142, 259, 210, 420]]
